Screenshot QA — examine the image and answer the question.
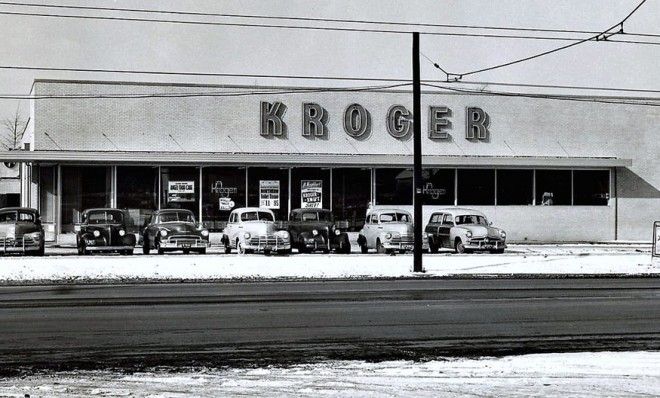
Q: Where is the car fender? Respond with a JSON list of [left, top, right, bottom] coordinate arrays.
[[450, 227, 468, 243]]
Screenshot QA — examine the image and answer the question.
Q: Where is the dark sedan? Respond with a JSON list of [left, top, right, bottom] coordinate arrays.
[[75, 208, 136, 255], [141, 209, 209, 254], [0, 207, 45, 256], [288, 208, 351, 254]]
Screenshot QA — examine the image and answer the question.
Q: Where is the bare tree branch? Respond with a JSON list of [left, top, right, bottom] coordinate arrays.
[[2, 106, 28, 150]]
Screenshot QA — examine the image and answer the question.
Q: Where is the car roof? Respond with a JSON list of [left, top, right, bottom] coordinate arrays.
[[431, 208, 486, 217], [291, 208, 331, 213], [83, 208, 125, 214], [0, 207, 38, 213], [156, 209, 193, 214], [232, 207, 274, 213], [372, 208, 411, 214]]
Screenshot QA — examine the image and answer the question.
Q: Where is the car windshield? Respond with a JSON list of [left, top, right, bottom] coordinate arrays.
[[455, 215, 488, 225], [379, 212, 411, 223], [0, 211, 17, 223], [86, 210, 124, 224], [241, 211, 274, 222], [301, 211, 332, 222], [159, 211, 195, 223]]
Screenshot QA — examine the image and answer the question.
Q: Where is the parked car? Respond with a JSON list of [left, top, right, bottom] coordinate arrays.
[[0, 207, 45, 256], [141, 209, 209, 254], [357, 208, 427, 254], [425, 208, 506, 254], [222, 207, 291, 254], [288, 208, 351, 254], [75, 208, 136, 255]]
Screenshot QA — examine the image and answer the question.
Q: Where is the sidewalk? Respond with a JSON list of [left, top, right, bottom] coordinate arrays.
[[1, 244, 657, 284]]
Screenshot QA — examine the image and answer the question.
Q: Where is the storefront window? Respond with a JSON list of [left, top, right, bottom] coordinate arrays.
[[117, 166, 158, 231], [39, 166, 56, 223], [497, 169, 533, 205], [247, 167, 289, 221], [291, 168, 330, 212], [423, 169, 455, 205], [457, 169, 495, 205], [573, 170, 609, 205], [332, 168, 371, 230], [160, 167, 199, 216], [375, 168, 412, 206], [202, 167, 246, 230], [61, 166, 111, 232], [535, 170, 571, 205]]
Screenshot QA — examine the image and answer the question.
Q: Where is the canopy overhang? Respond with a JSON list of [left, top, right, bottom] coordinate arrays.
[[0, 150, 632, 168]]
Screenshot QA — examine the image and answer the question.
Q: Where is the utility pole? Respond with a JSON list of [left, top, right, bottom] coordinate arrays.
[[412, 32, 423, 273]]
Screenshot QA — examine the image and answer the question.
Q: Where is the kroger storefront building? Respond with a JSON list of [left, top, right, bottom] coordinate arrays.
[[4, 79, 659, 243]]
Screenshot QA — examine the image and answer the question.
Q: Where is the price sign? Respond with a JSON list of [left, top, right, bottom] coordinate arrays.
[[259, 180, 280, 209], [301, 180, 322, 209]]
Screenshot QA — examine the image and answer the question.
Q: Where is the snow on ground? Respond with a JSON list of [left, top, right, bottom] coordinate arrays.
[[0, 244, 657, 283], [1, 351, 658, 397]]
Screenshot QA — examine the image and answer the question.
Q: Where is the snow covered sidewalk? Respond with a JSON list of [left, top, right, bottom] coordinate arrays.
[[1, 351, 658, 397], [0, 244, 657, 283]]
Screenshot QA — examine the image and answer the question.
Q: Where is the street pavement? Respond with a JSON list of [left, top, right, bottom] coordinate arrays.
[[0, 278, 658, 370]]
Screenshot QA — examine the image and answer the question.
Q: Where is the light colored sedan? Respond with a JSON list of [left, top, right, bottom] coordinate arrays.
[[221, 207, 291, 254], [424, 208, 506, 254], [357, 208, 427, 254]]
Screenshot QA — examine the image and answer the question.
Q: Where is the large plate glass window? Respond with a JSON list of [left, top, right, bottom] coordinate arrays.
[[247, 167, 289, 221], [290, 168, 330, 212], [61, 166, 111, 232], [573, 170, 609, 205], [497, 169, 533, 205], [535, 169, 571, 205], [160, 167, 199, 215], [117, 166, 158, 232], [422, 169, 455, 205], [375, 168, 412, 206], [457, 169, 495, 205], [332, 168, 371, 230], [202, 167, 246, 231]]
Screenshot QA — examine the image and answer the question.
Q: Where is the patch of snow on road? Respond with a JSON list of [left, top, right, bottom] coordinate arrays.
[[0, 351, 658, 397]]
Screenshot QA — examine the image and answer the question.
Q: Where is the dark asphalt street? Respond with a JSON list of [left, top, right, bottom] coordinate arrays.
[[1, 278, 659, 370]]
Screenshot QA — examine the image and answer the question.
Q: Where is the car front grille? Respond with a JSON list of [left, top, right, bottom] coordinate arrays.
[[1, 235, 36, 247], [166, 235, 203, 245], [249, 235, 286, 246], [390, 234, 414, 245]]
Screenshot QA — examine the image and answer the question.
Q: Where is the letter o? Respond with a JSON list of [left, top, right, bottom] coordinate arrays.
[[343, 104, 370, 138]]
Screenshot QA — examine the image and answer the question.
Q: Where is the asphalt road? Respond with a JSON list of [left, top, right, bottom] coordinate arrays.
[[1, 278, 659, 370]]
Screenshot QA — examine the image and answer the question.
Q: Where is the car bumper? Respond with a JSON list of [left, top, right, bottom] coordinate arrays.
[[84, 245, 134, 252], [0, 238, 41, 253], [159, 241, 209, 250], [382, 242, 430, 251], [246, 236, 291, 252], [465, 240, 507, 250]]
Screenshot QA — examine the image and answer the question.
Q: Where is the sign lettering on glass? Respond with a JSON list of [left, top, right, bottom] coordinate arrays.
[[211, 181, 237, 211], [301, 180, 323, 209], [259, 180, 280, 209], [168, 181, 195, 203]]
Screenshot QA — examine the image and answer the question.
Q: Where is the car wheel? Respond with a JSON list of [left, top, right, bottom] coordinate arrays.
[[490, 248, 504, 254], [127, 249, 134, 255], [79, 241, 88, 255], [298, 237, 308, 254], [198, 248, 207, 255], [223, 238, 231, 254], [399, 250, 406, 254], [360, 242, 368, 254], [238, 239, 246, 255], [455, 239, 466, 254], [142, 238, 150, 254], [183, 249, 190, 255], [376, 239, 386, 254]]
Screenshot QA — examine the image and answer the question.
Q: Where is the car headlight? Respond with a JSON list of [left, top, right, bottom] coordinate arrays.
[[385, 232, 392, 239], [312, 229, 318, 236], [74, 225, 81, 232], [280, 231, 290, 238], [160, 230, 168, 237], [30, 232, 41, 240], [244, 232, 251, 239], [93, 230, 101, 238], [465, 230, 473, 238], [201, 229, 209, 237], [118, 229, 126, 237], [500, 230, 506, 239], [334, 229, 341, 236]]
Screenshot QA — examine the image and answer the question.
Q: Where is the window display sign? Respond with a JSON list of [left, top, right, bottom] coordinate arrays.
[[211, 181, 237, 211], [168, 181, 195, 203], [259, 180, 280, 209], [653, 221, 660, 258], [301, 180, 323, 209]]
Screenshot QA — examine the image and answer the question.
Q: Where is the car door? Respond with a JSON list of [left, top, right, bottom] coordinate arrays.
[[439, 214, 454, 247], [425, 213, 442, 244], [224, 212, 237, 246], [367, 213, 381, 248], [288, 211, 300, 243]]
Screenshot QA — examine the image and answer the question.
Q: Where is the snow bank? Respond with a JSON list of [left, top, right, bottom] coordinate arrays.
[[0, 244, 657, 283]]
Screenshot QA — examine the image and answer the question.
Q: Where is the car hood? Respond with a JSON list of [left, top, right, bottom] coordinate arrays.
[[0, 223, 40, 237], [380, 223, 413, 235], [242, 221, 277, 236], [458, 224, 503, 238], [159, 222, 200, 235]]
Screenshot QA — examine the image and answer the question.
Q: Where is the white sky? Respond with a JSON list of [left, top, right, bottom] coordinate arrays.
[[1, 0, 658, 119]]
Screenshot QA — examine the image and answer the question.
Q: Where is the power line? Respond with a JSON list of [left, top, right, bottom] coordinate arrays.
[[427, 0, 651, 79], [2, 63, 660, 94], [421, 82, 660, 107], [0, 1, 657, 39], [0, 8, 658, 45]]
